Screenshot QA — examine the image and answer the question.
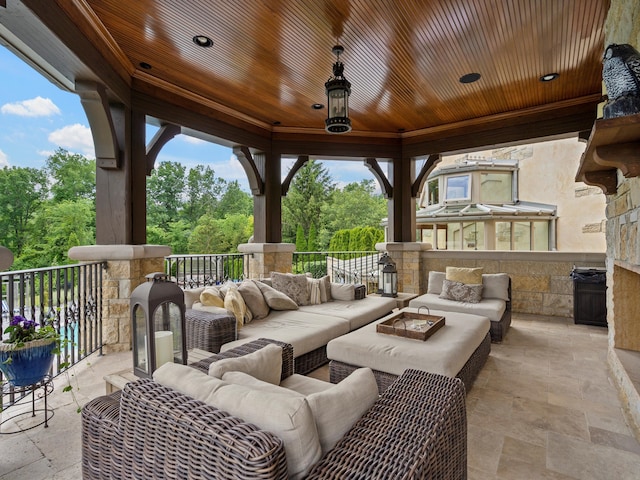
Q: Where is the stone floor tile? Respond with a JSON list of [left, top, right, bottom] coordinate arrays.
[[547, 431, 640, 480], [589, 426, 640, 455], [467, 424, 504, 475], [586, 408, 634, 436], [512, 396, 590, 441], [497, 457, 579, 480]]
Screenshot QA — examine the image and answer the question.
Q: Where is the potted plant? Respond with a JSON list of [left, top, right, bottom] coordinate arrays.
[[0, 315, 59, 387]]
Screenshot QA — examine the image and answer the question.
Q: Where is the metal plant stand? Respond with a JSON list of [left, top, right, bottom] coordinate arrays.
[[0, 375, 54, 434]]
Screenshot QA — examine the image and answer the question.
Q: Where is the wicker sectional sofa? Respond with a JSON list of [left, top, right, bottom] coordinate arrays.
[[184, 281, 397, 374], [82, 339, 467, 480]]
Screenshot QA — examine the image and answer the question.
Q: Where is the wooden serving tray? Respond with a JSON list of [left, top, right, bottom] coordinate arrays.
[[376, 310, 445, 341]]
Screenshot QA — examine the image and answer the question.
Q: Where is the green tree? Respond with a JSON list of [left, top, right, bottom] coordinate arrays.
[[23, 199, 95, 267], [182, 165, 223, 225], [321, 180, 387, 247], [307, 223, 319, 252], [216, 180, 252, 218], [188, 214, 253, 254], [0, 166, 48, 256], [46, 148, 95, 202], [295, 225, 307, 252], [147, 161, 186, 229], [282, 160, 334, 243]]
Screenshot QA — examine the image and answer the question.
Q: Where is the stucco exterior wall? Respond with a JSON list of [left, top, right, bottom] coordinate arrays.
[[440, 137, 607, 252]]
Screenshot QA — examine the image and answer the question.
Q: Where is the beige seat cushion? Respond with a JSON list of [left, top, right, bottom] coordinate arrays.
[[221, 310, 349, 357], [409, 293, 506, 322], [280, 374, 334, 396], [298, 296, 396, 330], [208, 343, 283, 385], [327, 308, 490, 378], [154, 363, 321, 480]]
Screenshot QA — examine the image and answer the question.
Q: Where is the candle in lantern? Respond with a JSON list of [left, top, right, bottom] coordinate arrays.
[[154, 331, 174, 368]]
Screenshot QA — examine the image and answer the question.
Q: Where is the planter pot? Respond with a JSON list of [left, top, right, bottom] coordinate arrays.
[[0, 339, 57, 387]]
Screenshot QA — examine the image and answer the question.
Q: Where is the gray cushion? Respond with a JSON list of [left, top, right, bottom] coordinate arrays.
[[208, 343, 283, 385], [271, 272, 311, 306], [256, 281, 299, 310], [238, 279, 270, 320], [427, 271, 445, 295], [482, 273, 510, 301], [440, 279, 483, 303]]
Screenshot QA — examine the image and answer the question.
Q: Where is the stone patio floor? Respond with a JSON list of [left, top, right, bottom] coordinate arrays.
[[1, 313, 639, 479]]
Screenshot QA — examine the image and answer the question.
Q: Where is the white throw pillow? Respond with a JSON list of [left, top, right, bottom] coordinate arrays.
[[155, 363, 321, 480], [208, 344, 283, 385], [306, 367, 379, 453], [330, 282, 355, 301], [307, 278, 322, 305], [183, 287, 206, 309]]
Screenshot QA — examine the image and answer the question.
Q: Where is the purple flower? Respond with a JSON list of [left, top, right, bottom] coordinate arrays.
[[10, 315, 26, 326]]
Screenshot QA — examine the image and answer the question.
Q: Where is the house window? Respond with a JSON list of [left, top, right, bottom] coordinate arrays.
[[427, 179, 439, 205], [513, 221, 531, 250], [444, 174, 471, 202], [532, 221, 549, 251], [480, 172, 512, 203], [463, 222, 484, 250]]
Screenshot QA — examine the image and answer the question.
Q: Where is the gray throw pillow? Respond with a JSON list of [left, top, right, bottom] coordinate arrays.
[[271, 272, 310, 306], [439, 279, 483, 303]]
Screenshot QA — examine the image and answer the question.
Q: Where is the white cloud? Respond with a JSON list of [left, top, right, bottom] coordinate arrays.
[[48, 123, 95, 158], [0, 149, 8, 167], [179, 134, 206, 145], [1, 96, 61, 117]]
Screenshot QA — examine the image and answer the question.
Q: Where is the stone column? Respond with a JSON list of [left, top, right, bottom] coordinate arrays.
[[376, 242, 432, 294], [68, 245, 171, 354], [237, 243, 296, 279]]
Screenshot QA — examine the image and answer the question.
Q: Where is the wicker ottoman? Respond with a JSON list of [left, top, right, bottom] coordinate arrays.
[[327, 307, 491, 393]]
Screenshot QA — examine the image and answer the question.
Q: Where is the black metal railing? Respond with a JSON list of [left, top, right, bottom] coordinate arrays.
[[293, 251, 381, 293], [167, 253, 247, 288], [1, 261, 105, 407]]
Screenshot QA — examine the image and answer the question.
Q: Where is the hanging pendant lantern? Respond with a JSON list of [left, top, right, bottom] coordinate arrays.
[[325, 45, 352, 134]]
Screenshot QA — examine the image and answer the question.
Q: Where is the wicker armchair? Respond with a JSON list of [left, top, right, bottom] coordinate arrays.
[[82, 339, 467, 480]]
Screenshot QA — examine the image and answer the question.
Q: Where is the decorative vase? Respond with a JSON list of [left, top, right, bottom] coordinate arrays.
[[0, 339, 57, 387]]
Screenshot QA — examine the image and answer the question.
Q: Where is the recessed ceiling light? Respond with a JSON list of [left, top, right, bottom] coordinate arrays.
[[459, 72, 481, 84], [193, 35, 213, 48], [311, 103, 324, 110], [540, 73, 559, 82], [273, 121, 281, 125], [139, 62, 152, 69]]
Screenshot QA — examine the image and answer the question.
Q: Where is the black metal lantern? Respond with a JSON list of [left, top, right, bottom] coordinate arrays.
[[130, 272, 187, 378], [325, 45, 352, 134], [377, 253, 391, 294], [381, 259, 398, 298]]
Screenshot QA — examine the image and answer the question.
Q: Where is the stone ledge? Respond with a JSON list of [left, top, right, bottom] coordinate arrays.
[[237, 243, 296, 254], [69, 244, 171, 261]]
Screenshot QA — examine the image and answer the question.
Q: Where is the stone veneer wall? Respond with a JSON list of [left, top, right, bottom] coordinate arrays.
[[237, 243, 296, 279], [419, 250, 605, 317], [603, 0, 640, 441], [69, 245, 171, 354]]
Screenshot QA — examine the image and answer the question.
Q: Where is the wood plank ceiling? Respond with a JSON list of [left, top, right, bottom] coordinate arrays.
[[78, 0, 608, 137]]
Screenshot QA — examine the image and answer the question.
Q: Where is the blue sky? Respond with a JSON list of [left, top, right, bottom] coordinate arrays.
[[0, 46, 378, 192]]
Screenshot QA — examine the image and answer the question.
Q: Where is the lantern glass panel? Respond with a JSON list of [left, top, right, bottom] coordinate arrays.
[[328, 90, 347, 118], [133, 305, 148, 374], [152, 301, 185, 365]]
